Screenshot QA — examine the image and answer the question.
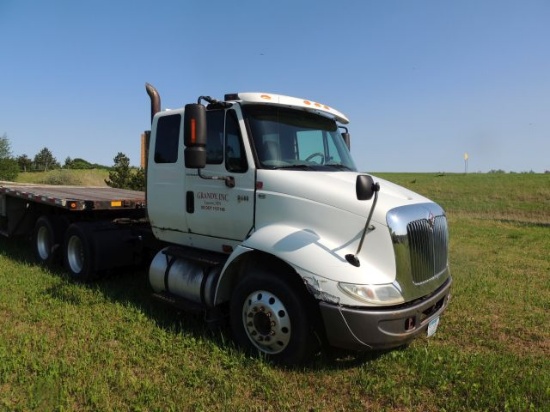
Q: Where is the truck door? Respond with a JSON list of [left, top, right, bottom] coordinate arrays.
[[185, 109, 255, 244], [147, 112, 189, 244]]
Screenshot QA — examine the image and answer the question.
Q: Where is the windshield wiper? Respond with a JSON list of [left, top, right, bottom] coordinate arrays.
[[274, 164, 317, 170], [324, 163, 354, 171]]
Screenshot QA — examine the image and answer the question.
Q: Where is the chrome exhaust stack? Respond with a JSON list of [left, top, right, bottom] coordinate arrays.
[[145, 83, 161, 125]]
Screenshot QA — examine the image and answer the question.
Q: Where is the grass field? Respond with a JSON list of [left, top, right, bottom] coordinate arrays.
[[0, 172, 548, 411], [14, 169, 109, 186]]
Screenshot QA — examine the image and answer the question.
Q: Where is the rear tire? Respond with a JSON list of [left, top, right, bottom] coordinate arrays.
[[230, 268, 320, 365], [32, 216, 61, 266], [63, 223, 100, 282]]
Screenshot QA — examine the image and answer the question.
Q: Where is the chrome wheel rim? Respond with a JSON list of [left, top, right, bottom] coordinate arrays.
[[242, 290, 291, 354], [36, 226, 51, 261], [67, 235, 84, 274]]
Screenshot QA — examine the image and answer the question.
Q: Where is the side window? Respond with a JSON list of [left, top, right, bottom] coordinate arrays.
[[225, 111, 248, 173], [206, 110, 224, 164], [155, 114, 180, 163]]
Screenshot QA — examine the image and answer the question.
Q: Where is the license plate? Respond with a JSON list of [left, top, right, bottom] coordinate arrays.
[[427, 316, 440, 337]]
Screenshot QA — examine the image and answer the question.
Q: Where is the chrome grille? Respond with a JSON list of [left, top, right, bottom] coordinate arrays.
[[387, 203, 450, 301], [407, 215, 448, 284]]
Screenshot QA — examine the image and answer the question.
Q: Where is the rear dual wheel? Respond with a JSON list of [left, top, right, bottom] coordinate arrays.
[[63, 223, 99, 282], [32, 218, 98, 281], [32, 216, 66, 266]]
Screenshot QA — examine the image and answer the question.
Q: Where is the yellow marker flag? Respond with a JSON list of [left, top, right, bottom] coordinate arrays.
[[464, 152, 469, 161]]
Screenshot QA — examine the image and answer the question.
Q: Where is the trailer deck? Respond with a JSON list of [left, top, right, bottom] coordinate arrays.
[[0, 183, 146, 211]]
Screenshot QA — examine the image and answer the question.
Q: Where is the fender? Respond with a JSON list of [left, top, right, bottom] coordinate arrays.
[[242, 224, 393, 284], [243, 224, 339, 272], [214, 223, 395, 306]]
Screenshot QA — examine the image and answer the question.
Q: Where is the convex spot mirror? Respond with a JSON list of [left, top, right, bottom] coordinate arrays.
[[355, 175, 379, 200]]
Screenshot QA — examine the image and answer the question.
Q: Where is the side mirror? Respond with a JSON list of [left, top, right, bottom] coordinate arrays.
[[346, 175, 381, 267], [356, 175, 379, 200], [184, 104, 207, 169], [339, 126, 351, 150], [341, 131, 351, 150]]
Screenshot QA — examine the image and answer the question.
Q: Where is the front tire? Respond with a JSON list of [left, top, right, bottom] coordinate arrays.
[[230, 269, 319, 365]]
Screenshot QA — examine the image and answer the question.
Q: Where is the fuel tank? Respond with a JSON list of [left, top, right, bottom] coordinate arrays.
[[149, 247, 220, 307]]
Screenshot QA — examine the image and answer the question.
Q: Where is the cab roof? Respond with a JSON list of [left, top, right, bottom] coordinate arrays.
[[224, 92, 350, 125]]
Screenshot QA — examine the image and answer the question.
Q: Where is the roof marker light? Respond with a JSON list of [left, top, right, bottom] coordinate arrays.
[[235, 92, 350, 124]]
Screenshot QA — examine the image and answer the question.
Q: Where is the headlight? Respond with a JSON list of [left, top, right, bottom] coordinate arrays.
[[338, 282, 404, 305]]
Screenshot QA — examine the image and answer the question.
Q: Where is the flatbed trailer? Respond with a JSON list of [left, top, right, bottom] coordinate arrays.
[[0, 183, 145, 216], [0, 182, 151, 279]]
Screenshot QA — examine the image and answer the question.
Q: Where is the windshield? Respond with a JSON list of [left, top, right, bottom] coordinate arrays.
[[243, 105, 357, 171]]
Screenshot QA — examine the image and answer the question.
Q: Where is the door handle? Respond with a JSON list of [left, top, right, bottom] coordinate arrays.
[[225, 176, 235, 188], [186, 191, 194, 213]]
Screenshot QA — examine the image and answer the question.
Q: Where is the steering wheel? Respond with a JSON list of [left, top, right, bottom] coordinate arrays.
[[305, 152, 325, 164]]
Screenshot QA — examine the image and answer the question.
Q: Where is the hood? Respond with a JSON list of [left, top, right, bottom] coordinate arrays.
[[256, 170, 432, 225]]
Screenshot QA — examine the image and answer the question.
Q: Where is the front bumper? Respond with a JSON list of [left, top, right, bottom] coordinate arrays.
[[319, 277, 452, 351]]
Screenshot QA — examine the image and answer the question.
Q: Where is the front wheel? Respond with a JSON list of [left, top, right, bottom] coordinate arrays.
[[230, 270, 320, 365]]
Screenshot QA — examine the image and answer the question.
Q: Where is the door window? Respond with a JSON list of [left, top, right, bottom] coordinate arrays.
[[206, 111, 224, 165], [205, 109, 247, 172], [154, 114, 181, 163], [225, 111, 248, 173]]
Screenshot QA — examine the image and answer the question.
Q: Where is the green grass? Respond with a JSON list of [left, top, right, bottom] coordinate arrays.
[[1, 172, 549, 411], [14, 169, 109, 186], [375, 172, 550, 225]]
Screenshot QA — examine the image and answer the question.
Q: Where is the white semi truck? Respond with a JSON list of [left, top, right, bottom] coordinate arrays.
[[0, 84, 451, 364]]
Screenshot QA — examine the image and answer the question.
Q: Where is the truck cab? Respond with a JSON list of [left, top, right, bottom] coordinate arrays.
[[146, 87, 452, 364]]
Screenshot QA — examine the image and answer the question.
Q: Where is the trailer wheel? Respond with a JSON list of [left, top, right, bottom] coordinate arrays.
[[230, 269, 319, 365], [63, 223, 99, 282], [32, 216, 58, 266]]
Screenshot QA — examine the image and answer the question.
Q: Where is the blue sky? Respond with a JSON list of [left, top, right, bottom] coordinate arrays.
[[1, 0, 549, 173]]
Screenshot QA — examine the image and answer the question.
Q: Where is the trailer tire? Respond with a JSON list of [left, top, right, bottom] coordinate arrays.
[[63, 223, 99, 282], [32, 216, 57, 266], [230, 269, 319, 365]]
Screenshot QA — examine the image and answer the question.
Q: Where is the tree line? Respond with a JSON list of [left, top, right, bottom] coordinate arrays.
[[1, 133, 94, 174], [0, 133, 144, 190]]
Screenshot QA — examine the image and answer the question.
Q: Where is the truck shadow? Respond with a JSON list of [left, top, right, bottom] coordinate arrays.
[[1, 236, 387, 370]]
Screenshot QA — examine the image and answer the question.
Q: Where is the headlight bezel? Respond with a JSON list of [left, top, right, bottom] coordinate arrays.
[[338, 282, 405, 306]]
